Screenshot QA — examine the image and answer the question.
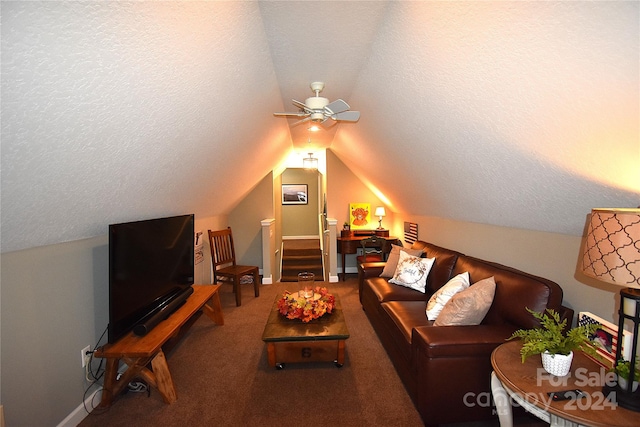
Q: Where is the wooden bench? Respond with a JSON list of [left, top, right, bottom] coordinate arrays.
[[94, 284, 223, 407]]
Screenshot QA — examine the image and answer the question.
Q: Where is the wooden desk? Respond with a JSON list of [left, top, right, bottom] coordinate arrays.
[[95, 284, 224, 407], [491, 340, 638, 427], [336, 235, 399, 281]]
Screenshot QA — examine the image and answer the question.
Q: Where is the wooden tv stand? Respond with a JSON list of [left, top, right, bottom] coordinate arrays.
[[94, 284, 224, 407]]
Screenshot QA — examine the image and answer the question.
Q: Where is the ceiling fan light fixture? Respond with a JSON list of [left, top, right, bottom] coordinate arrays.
[[273, 82, 360, 130], [310, 112, 325, 122]]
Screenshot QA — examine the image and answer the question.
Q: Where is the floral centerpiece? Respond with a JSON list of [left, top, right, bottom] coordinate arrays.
[[277, 287, 335, 322]]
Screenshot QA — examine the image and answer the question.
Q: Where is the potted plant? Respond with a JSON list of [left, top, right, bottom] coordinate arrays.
[[612, 359, 640, 392], [508, 308, 601, 376], [341, 221, 352, 237]]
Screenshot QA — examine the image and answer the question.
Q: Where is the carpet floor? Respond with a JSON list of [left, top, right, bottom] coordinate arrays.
[[78, 276, 544, 427], [79, 276, 425, 427]]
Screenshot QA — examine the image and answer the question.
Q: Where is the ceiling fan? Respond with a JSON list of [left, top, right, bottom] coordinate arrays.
[[274, 82, 360, 126]]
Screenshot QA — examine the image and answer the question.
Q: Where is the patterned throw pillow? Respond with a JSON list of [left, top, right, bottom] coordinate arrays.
[[434, 276, 496, 326], [380, 244, 424, 278], [426, 272, 470, 320], [389, 250, 435, 293]]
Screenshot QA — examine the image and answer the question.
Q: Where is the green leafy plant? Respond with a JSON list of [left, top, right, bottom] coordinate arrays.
[[508, 308, 601, 363], [612, 359, 640, 381]]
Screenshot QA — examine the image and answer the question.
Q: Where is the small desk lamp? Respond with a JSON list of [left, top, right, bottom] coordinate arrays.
[[374, 206, 386, 230], [581, 208, 640, 412]]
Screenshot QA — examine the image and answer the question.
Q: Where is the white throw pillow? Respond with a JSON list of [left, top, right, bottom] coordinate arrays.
[[434, 276, 496, 326], [389, 251, 435, 293], [426, 272, 470, 320], [380, 244, 424, 278]]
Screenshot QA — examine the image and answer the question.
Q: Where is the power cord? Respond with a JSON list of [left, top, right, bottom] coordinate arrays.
[[83, 325, 152, 416], [82, 326, 108, 415]]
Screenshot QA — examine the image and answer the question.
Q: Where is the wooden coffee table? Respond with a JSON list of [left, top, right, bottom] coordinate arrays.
[[261, 291, 349, 369]]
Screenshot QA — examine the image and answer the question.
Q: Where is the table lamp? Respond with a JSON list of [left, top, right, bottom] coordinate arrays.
[[581, 208, 640, 411], [374, 206, 386, 230]]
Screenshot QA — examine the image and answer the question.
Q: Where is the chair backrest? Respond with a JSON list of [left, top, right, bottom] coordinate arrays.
[[360, 235, 385, 261], [208, 227, 237, 270]]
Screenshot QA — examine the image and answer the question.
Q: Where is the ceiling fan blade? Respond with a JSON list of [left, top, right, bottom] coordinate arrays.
[[331, 110, 360, 122], [291, 99, 308, 110], [325, 99, 350, 115], [321, 118, 338, 128], [273, 112, 309, 117], [291, 116, 312, 127]]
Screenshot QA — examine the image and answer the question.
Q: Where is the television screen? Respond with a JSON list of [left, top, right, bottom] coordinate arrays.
[[108, 214, 194, 343]]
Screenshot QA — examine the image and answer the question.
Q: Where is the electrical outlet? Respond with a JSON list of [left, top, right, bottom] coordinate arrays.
[[81, 345, 91, 368]]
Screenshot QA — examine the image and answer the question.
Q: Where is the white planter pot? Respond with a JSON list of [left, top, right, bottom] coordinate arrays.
[[541, 351, 573, 376], [618, 376, 639, 392]]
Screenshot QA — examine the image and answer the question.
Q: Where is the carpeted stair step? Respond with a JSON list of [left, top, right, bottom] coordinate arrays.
[[283, 254, 321, 266], [281, 239, 323, 282], [282, 248, 321, 257]]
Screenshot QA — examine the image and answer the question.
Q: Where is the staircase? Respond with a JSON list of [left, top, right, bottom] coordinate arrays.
[[281, 239, 323, 282]]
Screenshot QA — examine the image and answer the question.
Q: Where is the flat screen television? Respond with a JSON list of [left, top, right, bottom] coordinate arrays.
[[108, 214, 195, 344]]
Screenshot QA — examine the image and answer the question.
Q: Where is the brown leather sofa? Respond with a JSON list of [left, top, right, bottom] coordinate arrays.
[[358, 240, 574, 426]]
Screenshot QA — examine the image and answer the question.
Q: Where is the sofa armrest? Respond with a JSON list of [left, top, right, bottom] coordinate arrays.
[[560, 305, 575, 330], [358, 261, 386, 279], [413, 324, 518, 425], [358, 262, 386, 303], [413, 324, 518, 358]]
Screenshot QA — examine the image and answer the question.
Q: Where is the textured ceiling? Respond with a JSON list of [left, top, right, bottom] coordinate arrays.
[[1, 1, 639, 253]]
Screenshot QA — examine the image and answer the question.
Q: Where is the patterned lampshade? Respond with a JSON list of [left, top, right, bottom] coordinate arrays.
[[581, 208, 640, 288]]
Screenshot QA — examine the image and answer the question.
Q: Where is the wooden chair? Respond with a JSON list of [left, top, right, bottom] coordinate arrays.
[[208, 227, 259, 306], [356, 235, 386, 263]]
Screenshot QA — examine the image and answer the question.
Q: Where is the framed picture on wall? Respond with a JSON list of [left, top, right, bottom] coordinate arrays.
[[282, 184, 308, 205], [349, 203, 371, 230]]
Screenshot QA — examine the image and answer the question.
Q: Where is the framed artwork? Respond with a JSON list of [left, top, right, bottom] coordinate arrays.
[[349, 203, 371, 230], [578, 311, 632, 368], [404, 222, 419, 245], [282, 184, 308, 205]]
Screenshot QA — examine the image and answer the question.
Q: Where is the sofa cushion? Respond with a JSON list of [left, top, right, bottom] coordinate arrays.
[[380, 244, 424, 278], [382, 300, 433, 360], [389, 251, 435, 293], [420, 242, 462, 294], [426, 272, 470, 320], [363, 276, 429, 304], [452, 256, 562, 328], [434, 276, 496, 326]]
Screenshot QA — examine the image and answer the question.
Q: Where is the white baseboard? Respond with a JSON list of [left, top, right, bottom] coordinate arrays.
[[282, 235, 320, 240], [57, 388, 102, 427], [329, 275, 339, 282]]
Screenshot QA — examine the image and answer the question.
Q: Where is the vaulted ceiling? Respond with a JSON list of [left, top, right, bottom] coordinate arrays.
[[2, 1, 638, 253]]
